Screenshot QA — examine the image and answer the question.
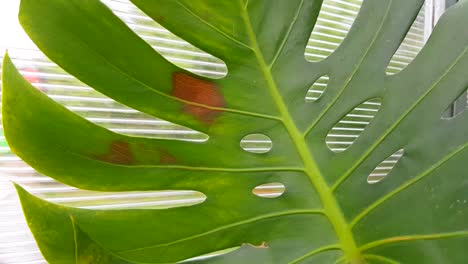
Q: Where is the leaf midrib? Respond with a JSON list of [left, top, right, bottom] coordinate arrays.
[[237, 0, 360, 261]]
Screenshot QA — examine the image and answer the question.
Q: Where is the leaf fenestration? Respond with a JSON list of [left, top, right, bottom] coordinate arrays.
[[252, 183, 285, 198], [385, 1, 427, 75], [367, 149, 404, 184], [305, 75, 329, 102], [240, 134, 273, 154], [305, 0, 363, 62], [326, 98, 382, 153]]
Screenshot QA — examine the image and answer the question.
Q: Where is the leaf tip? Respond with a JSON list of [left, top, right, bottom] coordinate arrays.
[[13, 183, 39, 205], [2, 50, 10, 62], [2, 51, 15, 82], [13, 182, 26, 195]]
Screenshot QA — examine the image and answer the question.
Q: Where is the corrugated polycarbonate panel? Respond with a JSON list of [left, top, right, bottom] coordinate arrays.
[[0, 0, 430, 263]]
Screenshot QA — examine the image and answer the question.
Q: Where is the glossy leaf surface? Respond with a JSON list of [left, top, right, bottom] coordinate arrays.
[[2, 0, 468, 263]]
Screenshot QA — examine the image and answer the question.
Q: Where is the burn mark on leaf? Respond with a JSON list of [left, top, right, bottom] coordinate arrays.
[[156, 15, 165, 22], [96, 140, 133, 165], [134, 144, 178, 164], [159, 150, 177, 164], [172, 72, 225, 124]]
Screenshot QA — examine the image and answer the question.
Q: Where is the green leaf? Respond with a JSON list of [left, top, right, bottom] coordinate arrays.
[[2, 0, 468, 263]]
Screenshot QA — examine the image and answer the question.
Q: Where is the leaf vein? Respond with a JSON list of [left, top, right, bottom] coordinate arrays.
[[67, 146, 304, 172], [119, 209, 324, 254], [288, 244, 341, 264], [70, 216, 79, 264], [363, 254, 400, 264], [175, 0, 252, 50], [359, 231, 468, 251], [269, 0, 306, 69]]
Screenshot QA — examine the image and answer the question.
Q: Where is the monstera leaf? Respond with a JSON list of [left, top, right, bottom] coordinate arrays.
[[2, 0, 468, 263]]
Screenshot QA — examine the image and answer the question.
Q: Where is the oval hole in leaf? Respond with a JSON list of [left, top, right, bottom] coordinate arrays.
[[367, 149, 404, 184], [386, 3, 427, 75], [240, 134, 272, 154], [305, 75, 329, 102], [305, 0, 363, 62], [326, 98, 382, 153], [252, 183, 285, 198]]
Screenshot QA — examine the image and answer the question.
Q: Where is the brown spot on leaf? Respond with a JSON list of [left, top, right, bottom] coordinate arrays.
[[160, 150, 177, 164], [156, 15, 166, 22], [134, 144, 178, 164], [172, 72, 225, 124], [96, 141, 133, 165]]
